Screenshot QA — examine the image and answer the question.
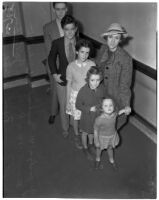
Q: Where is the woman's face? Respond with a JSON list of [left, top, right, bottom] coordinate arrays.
[[107, 34, 121, 52], [77, 47, 90, 62], [89, 74, 101, 90]]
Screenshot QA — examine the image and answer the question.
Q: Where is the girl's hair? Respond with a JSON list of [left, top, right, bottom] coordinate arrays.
[[75, 39, 92, 53], [85, 66, 103, 83], [61, 14, 77, 29]]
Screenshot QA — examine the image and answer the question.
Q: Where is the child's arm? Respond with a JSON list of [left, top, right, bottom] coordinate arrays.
[[94, 119, 100, 148], [118, 106, 131, 116], [76, 88, 91, 113]]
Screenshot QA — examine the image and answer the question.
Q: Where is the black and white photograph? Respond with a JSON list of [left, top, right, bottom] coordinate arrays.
[[3, 1, 157, 198]]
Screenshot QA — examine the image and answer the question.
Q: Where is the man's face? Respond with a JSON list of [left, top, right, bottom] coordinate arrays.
[[63, 23, 77, 40], [54, 3, 67, 20]]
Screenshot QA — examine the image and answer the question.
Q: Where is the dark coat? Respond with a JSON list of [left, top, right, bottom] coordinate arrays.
[[76, 83, 106, 134]]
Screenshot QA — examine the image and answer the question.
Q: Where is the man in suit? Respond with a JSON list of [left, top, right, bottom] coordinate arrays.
[[43, 2, 68, 124], [48, 15, 82, 149]]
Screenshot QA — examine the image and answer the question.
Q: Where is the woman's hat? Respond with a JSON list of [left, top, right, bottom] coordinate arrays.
[[101, 23, 128, 38]]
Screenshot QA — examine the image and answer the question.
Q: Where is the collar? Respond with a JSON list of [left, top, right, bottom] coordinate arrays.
[[76, 60, 87, 68]]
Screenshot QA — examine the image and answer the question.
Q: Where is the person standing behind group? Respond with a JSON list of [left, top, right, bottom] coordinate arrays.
[[96, 23, 133, 130], [94, 97, 131, 170], [66, 39, 95, 149], [48, 15, 78, 138], [76, 66, 106, 160], [43, 2, 68, 124]]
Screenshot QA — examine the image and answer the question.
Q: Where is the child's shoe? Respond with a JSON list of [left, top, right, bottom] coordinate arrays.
[[95, 161, 103, 170], [83, 148, 93, 161], [74, 135, 83, 149], [88, 144, 96, 156], [109, 158, 118, 170]]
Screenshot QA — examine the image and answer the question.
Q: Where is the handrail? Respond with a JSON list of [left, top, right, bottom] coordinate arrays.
[[3, 33, 157, 80]]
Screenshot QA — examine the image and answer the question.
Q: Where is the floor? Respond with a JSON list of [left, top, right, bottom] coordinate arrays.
[[3, 85, 156, 198]]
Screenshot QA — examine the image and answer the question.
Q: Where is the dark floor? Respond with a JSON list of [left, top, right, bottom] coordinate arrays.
[[3, 85, 156, 198]]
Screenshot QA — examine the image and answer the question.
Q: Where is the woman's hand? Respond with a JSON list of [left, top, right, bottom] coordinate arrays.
[[124, 106, 131, 115]]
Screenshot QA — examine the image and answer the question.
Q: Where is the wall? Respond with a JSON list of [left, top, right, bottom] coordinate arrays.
[[72, 2, 157, 69], [3, 2, 157, 127], [72, 2, 157, 127]]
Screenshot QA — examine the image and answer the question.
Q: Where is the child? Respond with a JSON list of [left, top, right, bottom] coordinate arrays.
[[76, 66, 106, 160], [66, 39, 95, 149], [94, 97, 131, 169]]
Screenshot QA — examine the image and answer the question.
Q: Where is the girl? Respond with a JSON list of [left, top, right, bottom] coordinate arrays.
[[94, 97, 131, 169], [76, 66, 106, 160], [66, 39, 95, 149]]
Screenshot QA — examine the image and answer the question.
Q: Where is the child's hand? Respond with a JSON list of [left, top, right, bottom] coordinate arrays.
[[90, 106, 96, 112], [124, 106, 131, 115]]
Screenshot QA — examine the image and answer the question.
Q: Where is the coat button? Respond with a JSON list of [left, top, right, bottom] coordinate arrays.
[[105, 77, 108, 79], [106, 67, 109, 69]]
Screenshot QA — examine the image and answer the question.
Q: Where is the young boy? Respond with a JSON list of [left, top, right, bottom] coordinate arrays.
[[48, 15, 82, 149]]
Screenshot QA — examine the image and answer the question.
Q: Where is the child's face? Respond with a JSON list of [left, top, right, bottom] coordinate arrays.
[[89, 74, 100, 90], [63, 23, 77, 40], [102, 99, 114, 114], [77, 47, 90, 62]]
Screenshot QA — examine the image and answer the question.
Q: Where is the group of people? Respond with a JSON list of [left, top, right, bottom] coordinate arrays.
[[43, 2, 133, 169]]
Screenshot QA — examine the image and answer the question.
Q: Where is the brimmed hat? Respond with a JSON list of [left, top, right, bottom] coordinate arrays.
[[101, 23, 128, 38]]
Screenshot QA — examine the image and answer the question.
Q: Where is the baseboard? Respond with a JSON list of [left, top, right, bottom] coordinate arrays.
[[129, 116, 157, 144], [3, 78, 28, 89]]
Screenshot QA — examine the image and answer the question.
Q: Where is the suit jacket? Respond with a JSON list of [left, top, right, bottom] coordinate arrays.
[[43, 20, 60, 56], [48, 37, 69, 86]]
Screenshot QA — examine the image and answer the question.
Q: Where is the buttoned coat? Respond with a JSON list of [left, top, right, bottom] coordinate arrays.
[[96, 44, 133, 110]]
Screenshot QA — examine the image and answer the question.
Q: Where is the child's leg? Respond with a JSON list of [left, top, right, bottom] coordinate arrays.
[[94, 148, 103, 169], [81, 132, 88, 149], [73, 119, 82, 149], [107, 145, 114, 163], [73, 119, 79, 136], [88, 134, 94, 145]]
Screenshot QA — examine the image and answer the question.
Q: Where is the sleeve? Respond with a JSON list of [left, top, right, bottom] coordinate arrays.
[[76, 88, 91, 113], [94, 117, 99, 131], [119, 54, 133, 107], [66, 64, 72, 81], [43, 25, 52, 56], [48, 40, 58, 74]]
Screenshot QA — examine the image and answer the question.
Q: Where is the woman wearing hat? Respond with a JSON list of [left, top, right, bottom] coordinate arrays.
[[96, 23, 132, 130]]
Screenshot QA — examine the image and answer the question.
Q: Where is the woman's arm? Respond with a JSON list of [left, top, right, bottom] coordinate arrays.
[[119, 53, 133, 107]]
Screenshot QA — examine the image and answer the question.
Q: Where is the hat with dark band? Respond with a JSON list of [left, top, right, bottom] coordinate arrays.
[[101, 23, 128, 38]]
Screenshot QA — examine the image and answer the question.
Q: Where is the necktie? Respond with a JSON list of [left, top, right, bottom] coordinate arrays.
[[68, 42, 75, 63]]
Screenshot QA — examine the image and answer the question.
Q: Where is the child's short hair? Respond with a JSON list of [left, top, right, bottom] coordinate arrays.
[[101, 96, 118, 112], [61, 14, 77, 29], [85, 66, 103, 83], [75, 39, 92, 53]]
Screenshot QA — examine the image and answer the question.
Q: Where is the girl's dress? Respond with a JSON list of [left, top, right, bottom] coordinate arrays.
[[94, 112, 119, 150], [76, 83, 106, 134], [66, 59, 95, 120]]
